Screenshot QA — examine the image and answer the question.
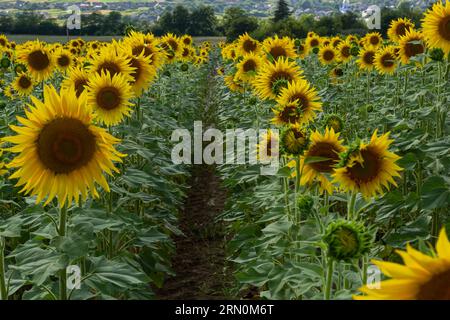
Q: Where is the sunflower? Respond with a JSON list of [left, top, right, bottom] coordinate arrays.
[[280, 125, 309, 156], [363, 32, 383, 48], [355, 228, 450, 300], [237, 33, 260, 56], [235, 52, 264, 83], [61, 66, 90, 98], [306, 36, 321, 49], [16, 41, 55, 81], [275, 79, 322, 126], [337, 41, 352, 63], [318, 45, 338, 65], [86, 71, 135, 126], [3, 85, 124, 207], [0, 35, 8, 48], [181, 35, 193, 46], [179, 45, 194, 62], [123, 31, 164, 69], [331, 36, 343, 48], [387, 18, 415, 43], [3, 85, 16, 100], [224, 75, 245, 93], [357, 47, 377, 70], [12, 72, 34, 97], [423, 0, 450, 54], [272, 102, 303, 126], [262, 35, 297, 61], [300, 127, 346, 194], [252, 57, 302, 100], [88, 46, 134, 82], [160, 33, 182, 59], [125, 50, 157, 96], [54, 48, 74, 72], [374, 46, 398, 75], [332, 130, 402, 198], [398, 29, 426, 64], [296, 41, 309, 59]]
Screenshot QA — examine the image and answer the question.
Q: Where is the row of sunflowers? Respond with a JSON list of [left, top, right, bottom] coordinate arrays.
[[216, 1, 449, 300], [0, 32, 212, 299]]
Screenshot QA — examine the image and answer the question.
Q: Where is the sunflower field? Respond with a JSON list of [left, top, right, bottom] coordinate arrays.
[[0, 1, 449, 302]]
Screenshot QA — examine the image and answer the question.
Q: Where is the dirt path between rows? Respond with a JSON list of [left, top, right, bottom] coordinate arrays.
[[156, 165, 232, 299]]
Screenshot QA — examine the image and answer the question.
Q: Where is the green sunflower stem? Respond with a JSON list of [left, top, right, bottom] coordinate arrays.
[[324, 257, 334, 300], [294, 157, 301, 221], [431, 211, 440, 244], [347, 192, 357, 220], [361, 255, 368, 286], [58, 205, 68, 300], [0, 237, 7, 300]]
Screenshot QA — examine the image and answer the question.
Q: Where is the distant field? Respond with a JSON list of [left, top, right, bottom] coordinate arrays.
[[5, 34, 225, 44]]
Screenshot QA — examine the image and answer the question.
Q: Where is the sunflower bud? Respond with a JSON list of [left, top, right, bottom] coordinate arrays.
[[350, 46, 360, 56], [312, 47, 319, 55], [429, 48, 444, 62], [324, 114, 343, 133], [180, 63, 189, 72], [0, 57, 10, 69], [163, 70, 171, 78], [297, 194, 314, 214], [323, 220, 373, 262], [294, 39, 302, 47]]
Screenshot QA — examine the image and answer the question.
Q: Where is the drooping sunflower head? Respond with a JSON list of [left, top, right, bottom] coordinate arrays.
[[237, 33, 260, 55], [323, 220, 373, 262], [398, 29, 426, 64], [235, 52, 264, 83], [357, 47, 376, 70], [275, 79, 322, 126], [12, 72, 34, 97], [263, 35, 297, 61], [16, 40, 55, 82], [280, 125, 309, 156], [318, 45, 338, 65], [61, 66, 90, 98], [356, 228, 450, 300], [422, 0, 450, 53], [300, 127, 346, 194], [387, 18, 415, 43], [3, 85, 125, 207], [253, 57, 303, 100], [332, 130, 402, 199], [374, 46, 398, 75], [86, 70, 135, 126]]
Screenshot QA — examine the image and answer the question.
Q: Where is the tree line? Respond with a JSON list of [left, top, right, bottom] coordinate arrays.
[[0, 0, 424, 40]]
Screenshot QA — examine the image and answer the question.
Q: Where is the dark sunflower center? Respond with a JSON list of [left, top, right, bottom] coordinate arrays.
[[417, 269, 450, 300], [347, 148, 381, 183], [74, 79, 87, 97], [341, 46, 350, 58], [129, 58, 142, 83], [98, 62, 120, 77], [168, 39, 178, 51], [289, 93, 309, 109], [310, 39, 319, 47], [28, 50, 50, 71], [404, 38, 424, 58], [270, 46, 287, 60], [243, 59, 257, 72], [0, 39, 6, 46], [363, 51, 375, 64], [381, 53, 395, 67], [323, 50, 335, 61], [183, 38, 191, 45], [18, 76, 31, 89], [37, 118, 96, 174], [243, 39, 257, 53], [438, 15, 450, 41], [279, 105, 299, 123], [182, 48, 190, 57], [370, 36, 380, 45], [395, 23, 408, 37], [97, 86, 121, 110], [57, 55, 70, 67], [307, 142, 340, 172], [334, 68, 344, 77], [132, 45, 152, 57], [333, 40, 342, 48]]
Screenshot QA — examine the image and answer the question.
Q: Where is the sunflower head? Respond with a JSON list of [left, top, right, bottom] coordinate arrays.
[[388, 18, 415, 43], [323, 220, 373, 262], [280, 125, 309, 156], [16, 41, 55, 81], [12, 72, 34, 96], [422, 0, 450, 53], [0, 56, 10, 69], [318, 46, 337, 65], [374, 46, 398, 75], [398, 29, 426, 64], [324, 114, 344, 133]]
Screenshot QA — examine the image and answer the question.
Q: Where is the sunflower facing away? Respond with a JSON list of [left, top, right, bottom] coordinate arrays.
[[4, 85, 125, 207], [86, 71, 135, 126], [387, 18, 415, 43], [16, 41, 55, 81], [355, 228, 450, 300], [253, 57, 302, 100], [299, 127, 346, 194], [275, 79, 322, 126], [12, 72, 34, 97], [262, 35, 297, 61], [423, 0, 450, 54], [374, 46, 398, 75], [332, 130, 402, 199], [398, 29, 426, 64]]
